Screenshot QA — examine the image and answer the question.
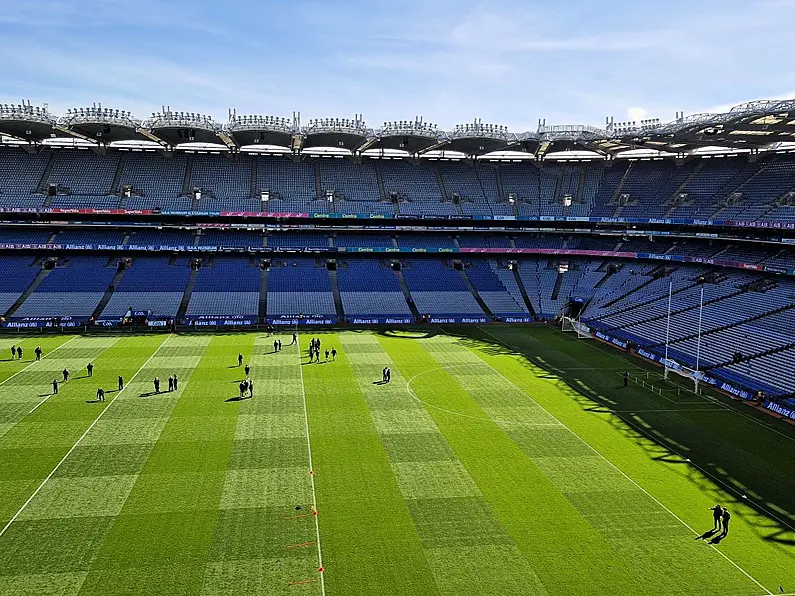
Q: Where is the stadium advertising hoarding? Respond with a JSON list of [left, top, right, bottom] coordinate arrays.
[[427, 316, 489, 324], [3, 316, 88, 328], [593, 330, 629, 349], [3, 205, 795, 231], [349, 316, 414, 324], [764, 400, 795, 421], [499, 315, 536, 323], [268, 316, 337, 325], [186, 315, 257, 327]]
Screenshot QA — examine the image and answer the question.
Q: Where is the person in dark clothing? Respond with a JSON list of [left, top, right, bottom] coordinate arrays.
[[239, 381, 246, 399], [382, 367, 387, 383], [63, 368, 69, 382], [168, 376, 174, 392], [87, 362, 94, 378], [331, 348, 337, 361], [720, 509, 731, 537], [154, 377, 160, 394], [238, 353, 244, 367], [325, 349, 329, 362], [709, 504, 723, 531], [274, 340, 279, 353], [17, 347, 23, 360], [623, 372, 629, 387], [118, 376, 124, 391], [386, 368, 391, 383], [291, 333, 297, 345], [52, 379, 59, 394], [248, 379, 254, 398], [245, 364, 251, 377], [35, 346, 42, 361], [278, 339, 282, 351], [11, 345, 16, 359], [96, 388, 105, 402], [173, 374, 178, 391]]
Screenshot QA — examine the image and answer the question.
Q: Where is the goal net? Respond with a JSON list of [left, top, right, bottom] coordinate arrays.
[[561, 316, 592, 339], [662, 358, 703, 393]]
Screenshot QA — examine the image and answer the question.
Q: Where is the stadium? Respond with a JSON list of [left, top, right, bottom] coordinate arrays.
[[0, 92, 794, 596]]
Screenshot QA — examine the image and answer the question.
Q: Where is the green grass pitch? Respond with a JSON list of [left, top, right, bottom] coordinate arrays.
[[0, 326, 793, 595]]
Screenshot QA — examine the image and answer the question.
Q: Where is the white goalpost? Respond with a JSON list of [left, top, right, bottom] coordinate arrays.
[[561, 315, 592, 339], [662, 283, 705, 394]]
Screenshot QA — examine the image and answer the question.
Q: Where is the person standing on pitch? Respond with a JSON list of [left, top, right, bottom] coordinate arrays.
[[291, 332, 296, 345], [34, 346, 42, 361], [325, 349, 329, 362], [52, 379, 59, 394], [245, 364, 251, 377], [238, 353, 243, 367], [173, 374, 178, 391], [274, 339, 278, 353], [118, 376, 124, 391], [168, 375, 174, 392], [17, 346, 23, 360], [96, 388, 105, 402], [154, 377, 160, 394], [720, 509, 731, 538], [248, 379, 254, 398], [382, 367, 387, 383], [623, 372, 629, 387], [278, 339, 282, 351], [331, 348, 336, 361], [11, 345, 16, 360], [709, 504, 723, 532], [386, 368, 391, 383], [62, 368, 70, 383], [87, 362, 94, 378], [238, 381, 246, 399]]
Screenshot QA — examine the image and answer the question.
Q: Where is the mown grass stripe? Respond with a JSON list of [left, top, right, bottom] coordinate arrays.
[[341, 333, 549, 596], [469, 325, 794, 594], [75, 334, 248, 596], [380, 332, 646, 595], [301, 333, 440, 596], [0, 335, 168, 526]]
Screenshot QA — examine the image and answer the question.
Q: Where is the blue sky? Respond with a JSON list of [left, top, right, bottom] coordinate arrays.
[[1, 0, 794, 131]]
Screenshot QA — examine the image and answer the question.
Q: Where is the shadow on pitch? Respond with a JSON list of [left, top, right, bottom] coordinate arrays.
[[138, 390, 174, 398], [419, 324, 795, 551]]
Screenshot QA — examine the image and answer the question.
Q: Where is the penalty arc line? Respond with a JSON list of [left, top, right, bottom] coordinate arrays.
[[295, 341, 327, 596], [468, 326, 774, 595], [0, 333, 173, 539]]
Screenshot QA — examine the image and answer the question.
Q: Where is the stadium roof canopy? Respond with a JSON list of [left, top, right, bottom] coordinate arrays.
[[360, 119, 444, 153], [4, 98, 795, 157], [301, 116, 369, 151], [226, 113, 296, 149]]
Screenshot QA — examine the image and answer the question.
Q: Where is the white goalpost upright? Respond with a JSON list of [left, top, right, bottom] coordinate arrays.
[[662, 284, 705, 394]]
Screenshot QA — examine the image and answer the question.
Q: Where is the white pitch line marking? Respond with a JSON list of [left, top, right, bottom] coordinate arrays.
[[0, 333, 172, 539], [465, 326, 773, 595], [295, 341, 326, 596], [0, 335, 80, 389]]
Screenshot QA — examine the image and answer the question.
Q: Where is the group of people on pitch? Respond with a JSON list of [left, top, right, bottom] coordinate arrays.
[[47, 362, 124, 403], [307, 338, 336, 363], [702, 504, 731, 541], [152, 375, 179, 394], [237, 355, 254, 399]]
